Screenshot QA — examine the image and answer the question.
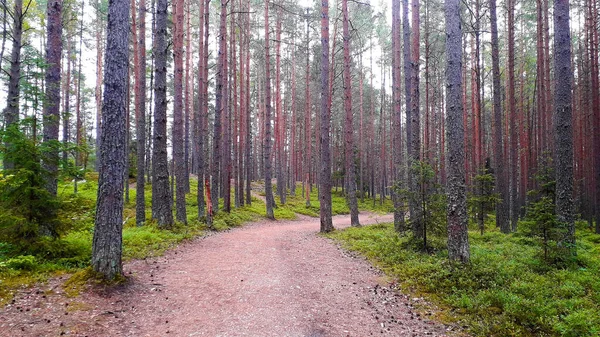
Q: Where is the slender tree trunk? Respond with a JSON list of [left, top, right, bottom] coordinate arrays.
[[342, 0, 359, 226], [264, 0, 275, 219], [92, 0, 129, 280], [445, 0, 470, 263], [64, 38, 72, 166], [304, 8, 311, 207], [196, 0, 207, 219], [410, 0, 422, 240], [95, 4, 103, 170], [172, 0, 187, 223], [507, 0, 518, 232], [392, 0, 405, 232], [135, 0, 147, 226], [212, 0, 227, 214], [245, 0, 252, 205], [42, 0, 63, 198], [151, 0, 174, 228], [490, 0, 509, 233], [319, 0, 333, 233], [2, 0, 24, 169]]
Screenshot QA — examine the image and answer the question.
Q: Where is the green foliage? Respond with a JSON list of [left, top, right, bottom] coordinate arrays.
[[522, 158, 574, 266], [468, 160, 499, 235], [327, 223, 600, 337], [0, 124, 61, 247], [394, 161, 447, 251]]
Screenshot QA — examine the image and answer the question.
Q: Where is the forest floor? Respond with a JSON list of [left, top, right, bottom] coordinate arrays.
[[0, 212, 461, 337]]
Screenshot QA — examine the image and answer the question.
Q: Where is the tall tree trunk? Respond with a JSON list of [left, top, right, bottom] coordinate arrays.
[[275, 8, 286, 205], [92, 0, 129, 280], [392, 0, 405, 232], [245, 0, 252, 205], [172, 0, 187, 223], [135, 0, 147, 226], [42, 0, 63, 197], [319, 0, 333, 233], [64, 38, 72, 167], [410, 0, 422, 240], [445, 0, 470, 263], [212, 0, 227, 214], [553, 0, 575, 253], [342, 0, 360, 226], [151, 0, 174, 228], [2, 0, 24, 169], [490, 0, 509, 233], [196, 0, 208, 219], [507, 0, 518, 232], [263, 0, 275, 219], [304, 8, 311, 207], [95, 3, 103, 170]]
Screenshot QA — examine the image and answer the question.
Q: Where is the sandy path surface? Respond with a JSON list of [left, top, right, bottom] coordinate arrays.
[[1, 213, 457, 337]]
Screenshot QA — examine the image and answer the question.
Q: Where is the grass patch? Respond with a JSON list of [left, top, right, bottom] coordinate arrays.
[[326, 223, 600, 337], [271, 184, 394, 218]]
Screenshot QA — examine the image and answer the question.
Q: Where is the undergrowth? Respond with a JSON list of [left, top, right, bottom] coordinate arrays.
[[326, 222, 600, 337]]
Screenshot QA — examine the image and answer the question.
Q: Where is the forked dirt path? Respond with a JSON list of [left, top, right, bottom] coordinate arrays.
[[1, 213, 458, 337]]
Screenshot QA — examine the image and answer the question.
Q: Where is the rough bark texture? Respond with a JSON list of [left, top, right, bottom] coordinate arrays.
[[92, 0, 129, 280], [489, 0, 509, 233], [212, 0, 227, 214], [2, 0, 23, 169], [319, 0, 333, 233], [553, 0, 576, 252], [445, 0, 470, 263], [507, 0, 518, 232], [392, 0, 405, 232], [264, 0, 275, 219], [42, 0, 63, 197], [172, 0, 187, 223], [410, 0, 422, 239], [342, 0, 360, 227], [151, 0, 174, 228], [196, 0, 207, 219], [135, 0, 147, 226]]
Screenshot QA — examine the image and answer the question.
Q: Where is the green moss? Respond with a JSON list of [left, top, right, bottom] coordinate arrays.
[[327, 223, 600, 337]]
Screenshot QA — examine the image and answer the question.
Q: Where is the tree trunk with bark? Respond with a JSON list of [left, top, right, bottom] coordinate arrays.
[[490, 0, 509, 233], [42, 0, 63, 197], [553, 0, 576, 253], [92, 0, 129, 280], [342, 0, 359, 227], [135, 0, 147, 226], [319, 0, 333, 233], [151, 0, 174, 228], [445, 0, 470, 263], [264, 0, 275, 219]]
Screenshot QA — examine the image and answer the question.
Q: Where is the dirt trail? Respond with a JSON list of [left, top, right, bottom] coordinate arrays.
[[1, 213, 458, 337]]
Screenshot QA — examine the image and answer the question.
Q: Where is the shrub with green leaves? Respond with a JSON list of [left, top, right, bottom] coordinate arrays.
[[0, 124, 61, 248]]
